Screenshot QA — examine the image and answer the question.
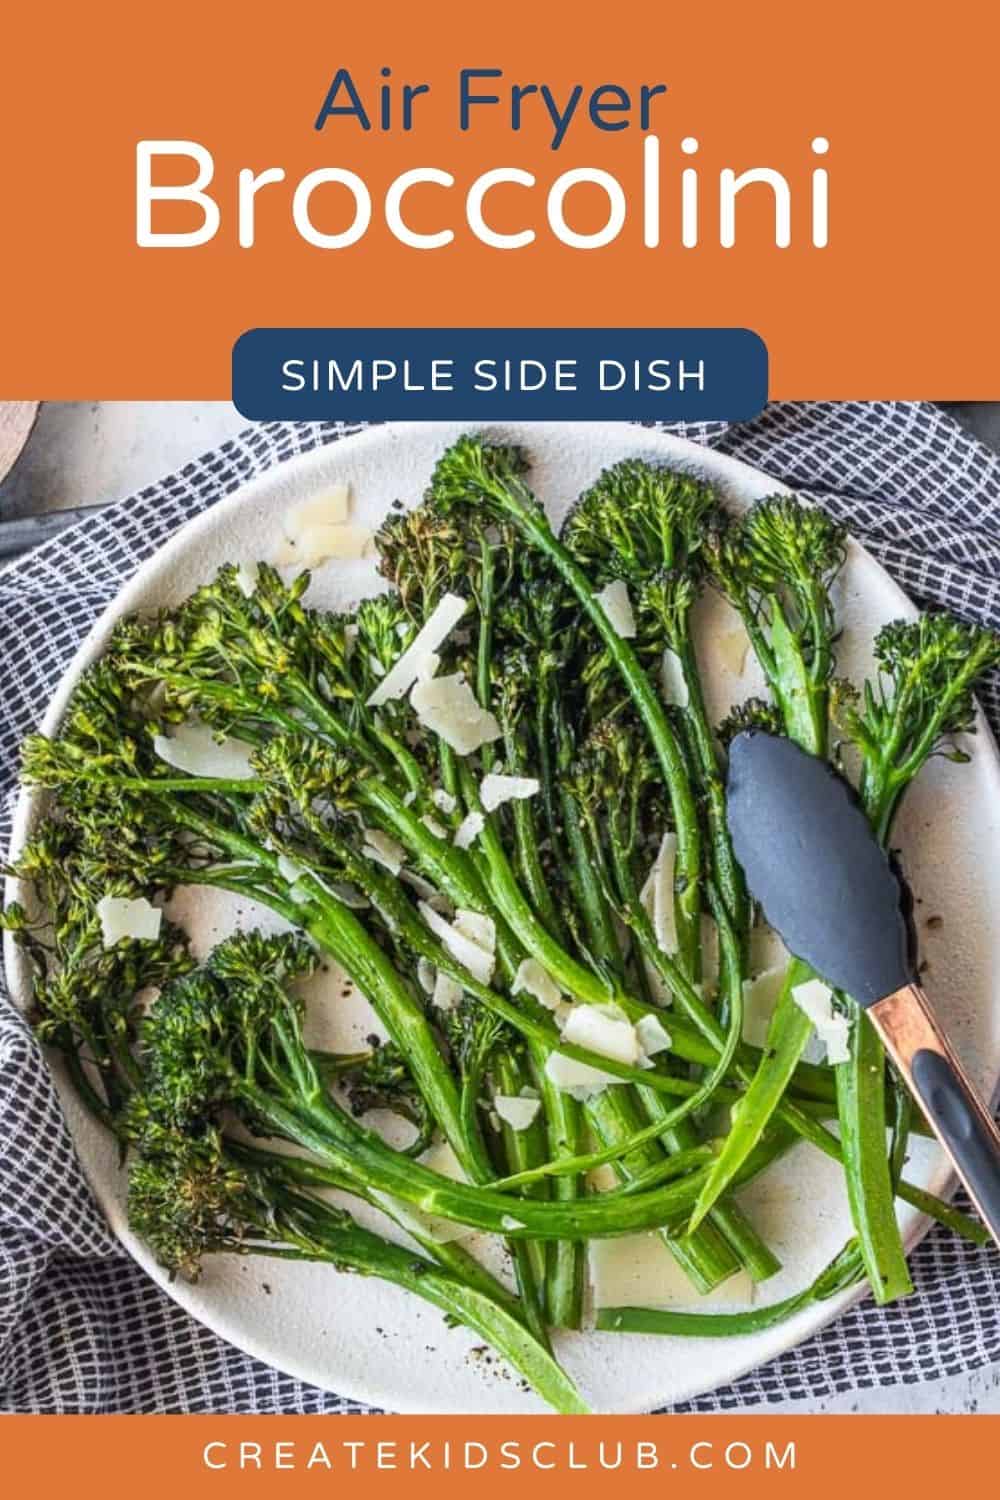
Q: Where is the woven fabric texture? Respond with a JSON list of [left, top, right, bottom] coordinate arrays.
[[2, 404, 998, 1414]]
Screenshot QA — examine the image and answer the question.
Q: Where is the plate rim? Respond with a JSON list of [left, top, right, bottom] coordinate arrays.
[[3, 417, 994, 1413]]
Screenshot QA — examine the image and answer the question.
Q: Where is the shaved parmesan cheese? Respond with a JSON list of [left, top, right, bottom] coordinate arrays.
[[636, 1013, 673, 1058], [421, 815, 448, 839], [638, 859, 674, 1007], [410, 672, 501, 755], [454, 811, 485, 849], [660, 648, 690, 708], [590, 1235, 754, 1310], [544, 1051, 621, 1100], [717, 628, 749, 677], [277, 854, 307, 886], [325, 882, 369, 910], [423, 1140, 467, 1185], [700, 914, 720, 998], [641, 831, 679, 957], [588, 1163, 619, 1194], [275, 520, 372, 568], [494, 1094, 542, 1132], [501, 1215, 527, 1231], [562, 1003, 640, 1066], [367, 593, 468, 707], [432, 788, 457, 815], [400, 869, 441, 902], [153, 721, 256, 781], [512, 958, 562, 1012], [416, 958, 437, 995], [742, 966, 786, 1048], [285, 486, 351, 534], [454, 910, 496, 956], [750, 922, 791, 976], [595, 579, 636, 638], [96, 895, 162, 949], [432, 971, 463, 1011], [480, 773, 540, 811], [236, 561, 259, 598], [361, 828, 406, 876], [418, 902, 496, 984], [792, 977, 851, 1065]]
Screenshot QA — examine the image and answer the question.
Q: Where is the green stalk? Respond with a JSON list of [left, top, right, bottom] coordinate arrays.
[[530, 1051, 586, 1328], [688, 961, 815, 1233], [243, 1077, 787, 1240], [471, 539, 578, 1341], [837, 1008, 913, 1302], [604, 803, 778, 1283], [587, 1089, 738, 1293], [291, 879, 478, 1179], [555, 775, 738, 1294], [453, 460, 702, 973], [597, 1241, 864, 1338], [228, 1141, 525, 1319], [492, 1048, 551, 1341], [673, 588, 839, 1245], [274, 1192, 588, 1414], [670, 629, 749, 953]]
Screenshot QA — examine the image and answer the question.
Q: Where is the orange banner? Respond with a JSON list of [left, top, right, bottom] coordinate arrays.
[[2, 1, 998, 398], [1, 1414, 994, 1495]]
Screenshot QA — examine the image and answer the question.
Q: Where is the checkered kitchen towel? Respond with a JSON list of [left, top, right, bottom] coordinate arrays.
[[3, 403, 1000, 1414]]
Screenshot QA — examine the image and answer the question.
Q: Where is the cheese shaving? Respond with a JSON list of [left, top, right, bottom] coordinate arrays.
[[153, 721, 256, 781], [277, 853, 307, 886], [284, 486, 351, 534], [717, 628, 750, 677], [479, 773, 541, 811], [453, 909, 496, 956], [418, 902, 496, 983], [561, 1002, 641, 1065], [493, 1095, 542, 1132], [361, 828, 406, 876], [367, 593, 468, 707], [635, 1013, 673, 1058], [453, 811, 485, 849], [511, 958, 562, 1012], [642, 831, 679, 957], [275, 521, 371, 567], [432, 971, 463, 1011], [590, 1236, 754, 1310], [409, 672, 502, 755], [95, 895, 162, 949], [544, 1050, 622, 1101], [595, 579, 637, 638], [791, 977, 851, 1065], [660, 647, 690, 708], [742, 966, 786, 1048]]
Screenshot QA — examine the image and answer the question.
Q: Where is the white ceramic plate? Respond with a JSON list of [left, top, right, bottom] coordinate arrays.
[[6, 421, 1000, 1414]]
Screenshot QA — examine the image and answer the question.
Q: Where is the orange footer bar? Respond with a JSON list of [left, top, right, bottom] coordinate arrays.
[[0, 1414, 992, 1497]]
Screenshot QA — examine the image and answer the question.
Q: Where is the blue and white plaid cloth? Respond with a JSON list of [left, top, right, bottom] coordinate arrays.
[[2, 404, 999, 1413]]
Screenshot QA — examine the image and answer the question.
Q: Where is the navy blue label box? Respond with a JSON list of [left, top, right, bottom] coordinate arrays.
[[233, 328, 767, 422]]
